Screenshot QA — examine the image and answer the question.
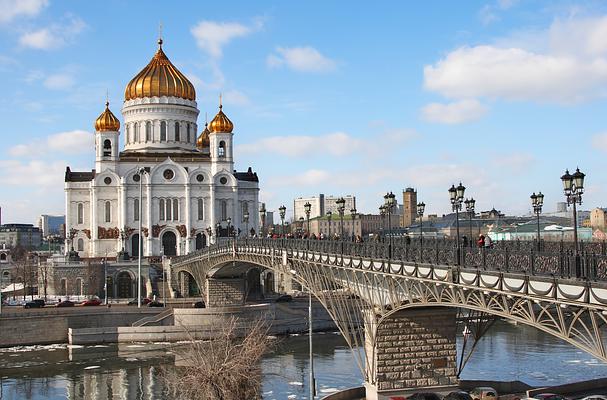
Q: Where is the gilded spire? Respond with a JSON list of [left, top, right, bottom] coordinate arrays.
[[196, 113, 211, 149], [208, 96, 234, 133], [95, 101, 120, 132]]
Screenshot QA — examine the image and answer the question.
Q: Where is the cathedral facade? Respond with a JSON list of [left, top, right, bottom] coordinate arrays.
[[64, 38, 259, 259]]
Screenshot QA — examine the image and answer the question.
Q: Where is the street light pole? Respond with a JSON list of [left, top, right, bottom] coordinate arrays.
[[326, 211, 332, 239], [449, 182, 466, 265], [304, 202, 312, 237], [336, 198, 346, 240], [259, 204, 266, 238], [350, 208, 357, 241], [279, 205, 286, 237], [561, 168, 585, 277], [383, 192, 396, 258], [530, 192, 544, 251], [137, 167, 147, 308], [417, 202, 425, 260], [243, 211, 250, 238], [464, 198, 476, 247]]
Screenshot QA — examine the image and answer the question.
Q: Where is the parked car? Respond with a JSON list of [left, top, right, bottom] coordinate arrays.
[[275, 294, 293, 303], [445, 391, 473, 400], [525, 394, 568, 400], [193, 300, 205, 308], [407, 393, 442, 400], [128, 298, 151, 305], [24, 299, 45, 309], [470, 387, 498, 400], [56, 300, 75, 307], [81, 298, 102, 306], [148, 301, 164, 307]]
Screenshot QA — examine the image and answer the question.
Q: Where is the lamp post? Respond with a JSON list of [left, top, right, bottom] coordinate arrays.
[[227, 217, 232, 238], [530, 192, 544, 251], [137, 167, 147, 308], [326, 211, 332, 239], [298, 217, 305, 237], [464, 198, 476, 247], [304, 202, 312, 237], [336, 197, 346, 240], [279, 205, 287, 237], [350, 208, 357, 241], [561, 168, 585, 277], [417, 202, 425, 259], [215, 222, 221, 240], [383, 192, 396, 257], [259, 204, 266, 237], [205, 226, 212, 246], [243, 210, 250, 237], [379, 205, 386, 242], [448, 182, 465, 265]]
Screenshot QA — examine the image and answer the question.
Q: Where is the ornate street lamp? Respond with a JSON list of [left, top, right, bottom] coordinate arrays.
[[417, 202, 425, 260], [449, 182, 465, 265], [243, 210, 250, 237], [259, 204, 266, 237], [336, 197, 346, 240], [205, 226, 213, 246], [530, 192, 544, 251], [561, 168, 585, 277], [279, 205, 287, 236], [304, 202, 312, 236], [379, 205, 386, 242], [227, 217, 232, 238], [326, 211, 332, 239], [464, 198, 476, 247], [350, 208, 357, 241], [383, 192, 396, 257]]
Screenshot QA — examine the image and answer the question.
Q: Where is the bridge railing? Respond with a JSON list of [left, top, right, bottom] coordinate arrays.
[[173, 238, 607, 282]]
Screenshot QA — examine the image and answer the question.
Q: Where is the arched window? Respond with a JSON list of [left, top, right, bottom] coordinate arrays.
[[77, 203, 83, 224], [77, 238, 84, 251], [103, 139, 111, 156], [126, 125, 130, 143], [218, 141, 226, 157], [166, 199, 172, 220], [159, 199, 165, 220], [134, 122, 139, 142], [145, 121, 151, 141], [61, 278, 67, 296], [242, 202, 249, 222], [134, 198, 139, 221], [105, 201, 111, 223], [173, 199, 179, 220], [197, 198, 204, 220], [160, 121, 167, 141], [174, 122, 180, 141], [187, 123, 191, 143], [0, 254, 6, 261], [221, 200, 227, 221], [76, 278, 83, 296]]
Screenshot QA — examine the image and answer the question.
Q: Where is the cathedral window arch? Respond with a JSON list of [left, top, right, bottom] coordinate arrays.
[[145, 121, 151, 142], [105, 201, 111, 223], [60, 278, 67, 296], [159, 199, 165, 220], [134, 198, 139, 221], [160, 121, 167, 141], [75, 278, 83, 295], [77, 203, 83, 224], [175, 122, 180, 141], [166, 199, 172, 220], [103, 139, 111, 156], [221, 200, 227, 221], [126, 125, 130, 143], [218, 141, 226, 157], [242, 202, 249, 223], [187, 123, 191, 143], [173, 199, 179, 220], [134, 122, 139, 142], [77, 238, 84, 252], [197, 198, 204, 220]]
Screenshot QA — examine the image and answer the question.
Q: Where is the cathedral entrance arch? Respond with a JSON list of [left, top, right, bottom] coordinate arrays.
[[162, 231, 177, 256], [117, 271, 133, 298], [195, 233, 206, 250], [131, 234, 140, 257]]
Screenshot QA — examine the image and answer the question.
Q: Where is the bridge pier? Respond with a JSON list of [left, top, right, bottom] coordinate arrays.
[[365, 307, 458, 400], [205, 278, 246, 306]]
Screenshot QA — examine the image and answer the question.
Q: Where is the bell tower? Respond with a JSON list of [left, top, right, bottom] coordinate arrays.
[[94, 101, 120, 172]]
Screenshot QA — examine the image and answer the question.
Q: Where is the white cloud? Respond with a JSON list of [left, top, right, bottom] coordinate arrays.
[[424, 16, 607, 104], [267, 46, 337, 73], [421, 99, 488, 124], [9, 130, 94, 157], [478, 0, 518, 25], [0, 0, 47, 24], [43, 72, 75, 90], [223, 89, 250, 106], [190, 20, 262, 59], [591, 132, 607, 153], [19, 15, 86, 50], [239, 132, 363, 158], [491, 152, 535, 173], [0, 159, 66, 187]]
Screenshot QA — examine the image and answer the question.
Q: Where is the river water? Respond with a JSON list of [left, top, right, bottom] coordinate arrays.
[[0, 321, 606, 400]]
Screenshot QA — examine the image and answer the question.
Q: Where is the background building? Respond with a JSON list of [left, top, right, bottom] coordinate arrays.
[[38, 215, 65, 237], [293, 194, 356, 221], [307, 215, 361, 238], [0, 224, 42, 249], [590, 208, 607, 230], [401, 188, 417, 227]]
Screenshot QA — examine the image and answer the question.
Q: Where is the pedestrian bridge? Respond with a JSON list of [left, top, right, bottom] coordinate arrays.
[[170, 238, 607, 399]]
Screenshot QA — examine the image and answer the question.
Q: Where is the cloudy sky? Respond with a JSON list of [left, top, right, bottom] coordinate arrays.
[[1, 0, 607, 224]]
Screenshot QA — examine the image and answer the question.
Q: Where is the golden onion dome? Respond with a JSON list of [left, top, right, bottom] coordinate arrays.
[[209, 103, 234, 133], [197, 122, 210, 149], [95, 101, 120, 132], [124, 39, 196, 101]]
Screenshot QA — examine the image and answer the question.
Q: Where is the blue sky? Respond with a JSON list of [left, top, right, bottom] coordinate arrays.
[[1, 0, 607, 224]]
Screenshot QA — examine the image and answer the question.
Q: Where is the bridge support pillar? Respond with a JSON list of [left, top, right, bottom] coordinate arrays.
[[205, 278, 246, 307], [365, 307, 458, 400]]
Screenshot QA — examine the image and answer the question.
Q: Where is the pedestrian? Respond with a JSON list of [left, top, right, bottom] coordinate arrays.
[[477, 235, 485, 248], [484, 235, 493, 249]]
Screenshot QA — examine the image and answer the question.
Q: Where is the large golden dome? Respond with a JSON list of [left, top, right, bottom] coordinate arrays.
[[124, 39, 196, 101], [95, 101, 120, 131], [209, 104, 234, 133], [197, 122, 210, 149]]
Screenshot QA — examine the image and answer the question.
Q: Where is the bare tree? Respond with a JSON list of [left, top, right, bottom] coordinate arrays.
[[162, 317, 273, 400]]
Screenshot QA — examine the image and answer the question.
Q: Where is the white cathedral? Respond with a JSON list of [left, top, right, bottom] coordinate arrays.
[[65, 38, 259, 259]]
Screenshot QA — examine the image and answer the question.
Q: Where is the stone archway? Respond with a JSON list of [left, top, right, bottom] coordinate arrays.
[[162, 231, 177, 256], [195, 233, 206, 250], [117, 271, 133, 298]]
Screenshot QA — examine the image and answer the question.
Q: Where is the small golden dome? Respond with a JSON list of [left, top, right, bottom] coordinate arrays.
[[95, 101, 120, 132], [124, 39, 196, 101], [197, 122, 210, 149], [209, 104, 234, 133]]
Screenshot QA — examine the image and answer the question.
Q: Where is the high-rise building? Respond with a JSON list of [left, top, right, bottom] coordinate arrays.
[[401, 188, 417, 227], [38, 215, 65, 237], [293, 194, 356, 221]]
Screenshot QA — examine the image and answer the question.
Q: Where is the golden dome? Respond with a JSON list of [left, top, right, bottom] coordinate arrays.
[[95, 101, 120, 132], [197, 122, 210, 149], [124, 39, 196, 101], [209, 103, 234, 133]]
